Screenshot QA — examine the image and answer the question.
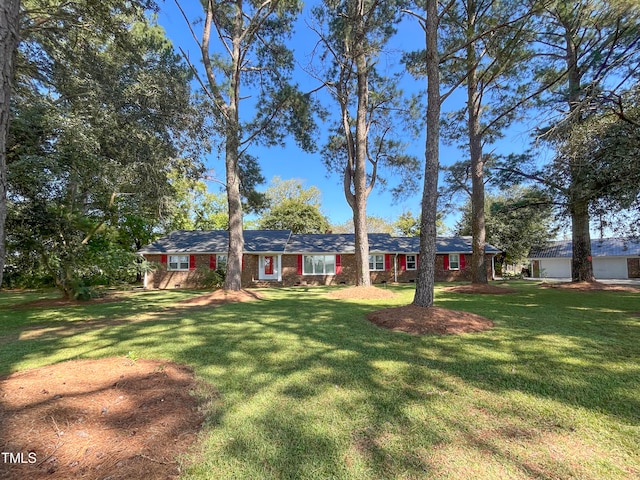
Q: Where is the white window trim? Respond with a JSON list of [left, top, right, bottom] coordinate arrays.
[[406, 254, 417, 270], [168, 254, 189, 271], [369, 254, 385, 271], [449, 253, 460, 270], [302, 255, 336, 275], [216, 254, 227, 270]]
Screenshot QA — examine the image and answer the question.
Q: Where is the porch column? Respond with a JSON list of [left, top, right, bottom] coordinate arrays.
[[277, 255, 282, 282]]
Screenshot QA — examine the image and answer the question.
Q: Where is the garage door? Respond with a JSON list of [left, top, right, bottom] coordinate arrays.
[[593, 258, 628, 279], [539, 259, 571, 278]]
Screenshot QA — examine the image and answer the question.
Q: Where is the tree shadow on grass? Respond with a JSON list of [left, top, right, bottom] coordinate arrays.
[[1, 286, 638, 478]]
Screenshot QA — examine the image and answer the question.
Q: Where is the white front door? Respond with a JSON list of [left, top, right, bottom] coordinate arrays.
[[259, 255, 280, 281]]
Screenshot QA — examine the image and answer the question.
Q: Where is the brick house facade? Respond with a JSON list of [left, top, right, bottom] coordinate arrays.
[[139, 230, 500, 289]]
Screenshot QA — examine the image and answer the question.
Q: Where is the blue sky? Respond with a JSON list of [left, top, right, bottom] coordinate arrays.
[[155, 1, 536, 231]]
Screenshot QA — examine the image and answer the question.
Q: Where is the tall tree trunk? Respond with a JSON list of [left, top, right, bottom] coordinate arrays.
[[570, 198, 593, 282], [467, 0, 487, 284], [351, 0, 371, 287], [224, 125, 244, 291], [562, 16, 593, 283], [0, 0, 20, 289], [223, 5, 244, 292], [414, 0, 440, 307]]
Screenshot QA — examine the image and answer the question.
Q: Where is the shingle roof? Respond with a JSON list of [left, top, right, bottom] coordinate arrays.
[[137, 230, 291, 254], [138, 230, 502, 255], [529, 238, 640, 258], [283, 233, 407, 253]]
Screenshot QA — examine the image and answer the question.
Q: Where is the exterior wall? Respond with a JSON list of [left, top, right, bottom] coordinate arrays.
[[280, 253, 484, 286], [241, 254, 259, 286], [627, 258, 640, 278], [281, 254, 354, 286], [144, 253, 259, 289], [435, 255, 472, 281], [145, 252, 495, 289], [144, 254, 211, 289]]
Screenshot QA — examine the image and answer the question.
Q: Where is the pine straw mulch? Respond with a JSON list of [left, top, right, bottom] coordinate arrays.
[[367, 305, 494, 335], [326, 285, 397, 300], [539, 281, 640, 293], [325, 284, 493, 335], [174, 288, 264, 307], [0, 358, 214, 480]]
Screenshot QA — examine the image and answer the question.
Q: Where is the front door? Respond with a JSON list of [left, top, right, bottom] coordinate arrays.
[[259, 255, 279, 281], [264, 255, 274, 275]]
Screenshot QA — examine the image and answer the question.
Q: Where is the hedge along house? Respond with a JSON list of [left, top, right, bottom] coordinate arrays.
[[138, 230, 501, 289], [529, 238, 640, 279]]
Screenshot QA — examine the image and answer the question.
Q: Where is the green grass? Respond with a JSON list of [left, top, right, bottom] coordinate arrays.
[[1, 283, 639, 479]]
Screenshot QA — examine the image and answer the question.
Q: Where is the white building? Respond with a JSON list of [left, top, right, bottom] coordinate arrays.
[[529, 238, 640, 279]]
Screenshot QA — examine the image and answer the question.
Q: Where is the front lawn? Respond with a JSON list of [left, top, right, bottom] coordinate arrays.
[[0, 283, 638, 479]]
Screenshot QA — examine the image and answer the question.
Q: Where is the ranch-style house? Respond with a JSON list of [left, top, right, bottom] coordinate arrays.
[[138, 230, 501, 289]]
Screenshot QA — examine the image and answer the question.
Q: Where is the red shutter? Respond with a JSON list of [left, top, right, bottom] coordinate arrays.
[[443, 255, 449, 271], [460, 254, 466, 269], [336, 255, 342, 274], [210, 255, 216, 270], [400, 255, 406, 271], [385, 254, 391, 271], [297, 255, 303, 275], [160, 254, 167, 265], [241, 255, 245, 270], [189, 255, 196, 270]]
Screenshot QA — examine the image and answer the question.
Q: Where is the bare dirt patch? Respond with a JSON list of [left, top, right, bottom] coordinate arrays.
[[367, 305, 493, 335], [11, 293, 125, 310], [10, 288, 265, 311], [540, 281, 639, 293], [442, 283, 519, 295], [0, 358, 210, 480], [176, 288, 263, 307], [327, 285, 396, 300]]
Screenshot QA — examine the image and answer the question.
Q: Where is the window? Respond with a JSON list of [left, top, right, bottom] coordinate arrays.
[[216, 255, 227, 270], [369, 254, 384, 271], [169, 255, 189, 270], [448, 253, 460, 270], [303, 255, 336, 275], [406, 254, 417, 270]]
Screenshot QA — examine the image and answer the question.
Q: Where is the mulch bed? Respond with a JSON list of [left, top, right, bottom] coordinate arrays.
[[175, 289, 264, 307], [0, 358, 210, 480], [367, 305, 494, 335], [326, 285, 397, 300]]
